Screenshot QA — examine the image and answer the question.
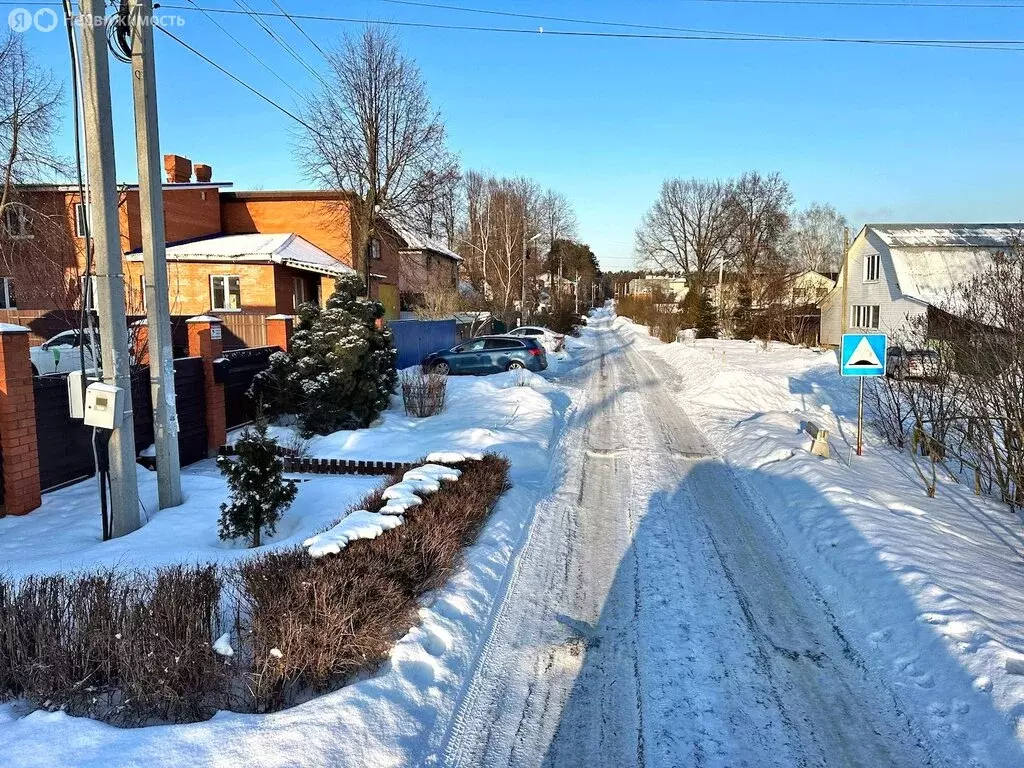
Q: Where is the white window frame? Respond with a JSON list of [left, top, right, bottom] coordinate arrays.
[[370, 238, 381, 260], [74, 203, 91, 238], [293, 275, 308, 309], [864, 253, 880, 283], [210, 274, 241, 312], [2, 204, 31, 239], [0, 277, 15, 309], [851, 304, 880, 330]]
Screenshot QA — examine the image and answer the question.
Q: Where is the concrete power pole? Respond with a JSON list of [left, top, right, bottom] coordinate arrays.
[[130, 0, 182, 509], [80, 0, 141, 536]]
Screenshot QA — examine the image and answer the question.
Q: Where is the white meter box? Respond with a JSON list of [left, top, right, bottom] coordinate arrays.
[[84, 382, 122, 430]]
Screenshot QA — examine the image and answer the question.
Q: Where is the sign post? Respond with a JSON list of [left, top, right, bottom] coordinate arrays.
[[840, 332, 888, 456]]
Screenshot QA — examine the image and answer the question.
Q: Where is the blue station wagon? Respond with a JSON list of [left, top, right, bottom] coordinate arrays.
[[422, 336, 548, 375]]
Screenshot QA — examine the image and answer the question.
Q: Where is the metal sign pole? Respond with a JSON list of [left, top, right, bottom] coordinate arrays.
[[857, 376, 864, 456]]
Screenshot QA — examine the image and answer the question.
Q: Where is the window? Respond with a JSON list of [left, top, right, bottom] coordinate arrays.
[[2, 205, 30, 239], [851, 304, 880, 329], [370, 238, 381, 260], [293, 276, 308, 309], [74, 203, 91, 238], [864, 253, 880, 282], [0, 277, 15, 309], [210, 275, 241, 311], [80, 275, 97, 311], [457, 339, 486, 353]]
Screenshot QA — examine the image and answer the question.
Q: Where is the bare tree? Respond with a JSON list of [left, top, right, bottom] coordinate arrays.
[[786, 202, 848, 273], [0, 32, 76, 309], [633, 178, 734, 288], [726, 171, 793, 274], [298, 26, 455, 282], [538, 188, 577, 262]]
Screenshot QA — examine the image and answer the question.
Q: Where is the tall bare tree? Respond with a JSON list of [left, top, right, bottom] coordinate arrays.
[[298, 26, 455, 284], [633, 177, 734, 288], [0, 32, 75, 308], [727, 171, 793, 273], [786, 202, 848, 273], [538, 188, 577, 263]]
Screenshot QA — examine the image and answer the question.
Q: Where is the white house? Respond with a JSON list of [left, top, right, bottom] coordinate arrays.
[[627, 275, 689, 303], [819, 223, 1022, 346]]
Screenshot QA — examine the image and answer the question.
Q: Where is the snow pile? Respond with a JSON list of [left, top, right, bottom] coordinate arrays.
[[303, 511, 405, 558], [212, 633, 234, 658], [425, 451, 483, 464], [404, 464, 462, 483]]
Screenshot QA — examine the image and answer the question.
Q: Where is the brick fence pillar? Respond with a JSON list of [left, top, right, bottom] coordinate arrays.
[[187, 315, 226, 456], [266, 314, 294, 353], [0, 324, 41, 516]]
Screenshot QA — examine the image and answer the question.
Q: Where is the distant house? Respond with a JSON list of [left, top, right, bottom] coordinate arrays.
[[819, 224, 1022, 346], [627, 275, 688, 303], [384, 218, 461, 309]]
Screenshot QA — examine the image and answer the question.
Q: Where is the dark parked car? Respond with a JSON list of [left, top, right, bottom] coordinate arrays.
[[422, 336, 548, 375], [886, 347, 940, 380]]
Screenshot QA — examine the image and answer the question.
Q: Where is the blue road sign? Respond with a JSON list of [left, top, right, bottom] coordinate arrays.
[[841, 333, 887, 377]]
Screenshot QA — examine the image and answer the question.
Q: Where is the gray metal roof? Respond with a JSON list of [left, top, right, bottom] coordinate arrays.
[[869, 223, 1024, 249]]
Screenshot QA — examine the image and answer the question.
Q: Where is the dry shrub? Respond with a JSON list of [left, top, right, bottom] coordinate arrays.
[[0, 565, 221, 725], [233, 454, 510, 712], [401, 370, 448, 417]]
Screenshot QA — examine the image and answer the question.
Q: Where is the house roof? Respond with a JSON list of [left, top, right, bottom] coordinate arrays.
[[126, 233, 357, 279], [385, 218, 462, 262], [865, 224, 1023, 308]]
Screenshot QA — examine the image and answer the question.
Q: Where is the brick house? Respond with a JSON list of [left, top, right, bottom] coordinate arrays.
[[0, 154, 404, 327], [386, 217, 462, 311]]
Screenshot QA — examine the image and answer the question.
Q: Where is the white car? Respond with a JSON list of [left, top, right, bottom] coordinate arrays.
[[30, 330, 100, 376], [508, 325, 565, 352]]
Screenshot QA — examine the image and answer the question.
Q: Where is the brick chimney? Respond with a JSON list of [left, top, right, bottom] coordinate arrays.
[[163, 154, 192, 184], [194, 163, 212, 183]]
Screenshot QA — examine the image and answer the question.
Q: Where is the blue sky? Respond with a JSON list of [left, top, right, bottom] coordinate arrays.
[[16, 0, 1024, 270]]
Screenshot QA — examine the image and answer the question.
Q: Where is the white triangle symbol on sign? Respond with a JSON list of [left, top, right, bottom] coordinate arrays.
[[848, 337, 881, 367]]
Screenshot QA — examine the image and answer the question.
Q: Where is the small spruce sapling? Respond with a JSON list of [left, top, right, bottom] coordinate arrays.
[[217, 419, 298, 547], [696, 288, 721, 339]]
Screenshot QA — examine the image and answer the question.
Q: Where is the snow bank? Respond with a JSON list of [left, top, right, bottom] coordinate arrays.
[[303, 511, 405, 558]]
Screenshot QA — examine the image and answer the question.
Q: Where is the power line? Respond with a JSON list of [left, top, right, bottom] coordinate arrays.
[[266, 0, 332, 60], [160, 5, 1024, 50], [184, 0, 304, 96], [230, 0, 331, 87], [154, 24, 317, 130]]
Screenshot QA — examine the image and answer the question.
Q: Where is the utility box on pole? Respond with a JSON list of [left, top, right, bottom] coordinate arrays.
[[79, 0, 141, 537], [130, 0, 182, 509]]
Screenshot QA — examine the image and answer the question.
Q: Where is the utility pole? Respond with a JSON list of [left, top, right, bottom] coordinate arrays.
[[841, 226, 850, 337], [130, 0, 181, 509], [80, 0, 141, 536]]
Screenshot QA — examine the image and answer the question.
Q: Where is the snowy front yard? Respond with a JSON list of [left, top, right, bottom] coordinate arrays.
[[618, 316, 1024, 755], [0, 359, 581, 767]]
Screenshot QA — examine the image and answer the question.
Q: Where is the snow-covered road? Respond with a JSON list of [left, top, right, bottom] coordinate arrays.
[[439, 313, 937, 767]]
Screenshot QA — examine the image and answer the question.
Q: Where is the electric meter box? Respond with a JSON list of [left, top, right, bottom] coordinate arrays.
[[67, 370, 101, 419], [83, 382, 122, 430]]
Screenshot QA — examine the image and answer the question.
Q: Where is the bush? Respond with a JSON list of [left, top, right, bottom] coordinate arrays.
[[232, 454, 510, 712], [401, 370, 447, 417], [0, 565, 222, 726], [217, 419, 298, 547], [251, 274, 398, 436]]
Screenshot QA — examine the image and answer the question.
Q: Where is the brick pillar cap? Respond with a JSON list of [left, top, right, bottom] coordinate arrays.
[[267, 314, 294, 321], [187, 315, 222, 324], [0, 323, 30, 334]]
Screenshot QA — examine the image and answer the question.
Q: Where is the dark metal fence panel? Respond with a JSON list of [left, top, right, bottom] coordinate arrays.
[[33, 358, 210, 493], [34, 374, 95, 492], [388, 319, 458, 369], [221, 346, 278, 429]]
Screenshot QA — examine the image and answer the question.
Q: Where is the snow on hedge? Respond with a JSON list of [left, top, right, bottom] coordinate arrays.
[[425, 451, 483, 464], [303, 510, 405, 558]]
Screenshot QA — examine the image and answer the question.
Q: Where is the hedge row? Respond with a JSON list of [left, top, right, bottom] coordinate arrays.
[[0, 454, 511, 724]]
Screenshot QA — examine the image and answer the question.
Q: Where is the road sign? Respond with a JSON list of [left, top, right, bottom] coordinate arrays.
[[840, 333, 887, 377]]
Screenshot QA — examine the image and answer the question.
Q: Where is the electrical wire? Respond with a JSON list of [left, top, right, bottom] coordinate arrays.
[[160, 5, 1024, 50], [154, 24, 318, 130], [266, 0, 331, 60], [229, 0, 331, 87], [183, 0, 304, 96]]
